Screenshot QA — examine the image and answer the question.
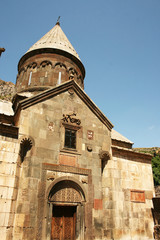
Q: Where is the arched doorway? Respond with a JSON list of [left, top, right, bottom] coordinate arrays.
[[48, 179, 86, 240]]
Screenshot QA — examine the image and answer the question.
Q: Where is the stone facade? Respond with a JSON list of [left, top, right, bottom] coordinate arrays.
[[0, 137, 19, 240], [0, 22, 155, 240]]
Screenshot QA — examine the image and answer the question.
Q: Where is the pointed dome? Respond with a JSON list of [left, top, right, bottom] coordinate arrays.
[[26, 23, 80, 61], [17, 22, 85, 93]]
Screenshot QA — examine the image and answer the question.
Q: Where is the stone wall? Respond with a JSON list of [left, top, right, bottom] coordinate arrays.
[[0, 136, 19, 240], [108, 148, 154, 240], [0, 79, 15, 101]]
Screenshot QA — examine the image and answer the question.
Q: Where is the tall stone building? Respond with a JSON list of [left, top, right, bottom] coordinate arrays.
[[0, 21, 155, 240]]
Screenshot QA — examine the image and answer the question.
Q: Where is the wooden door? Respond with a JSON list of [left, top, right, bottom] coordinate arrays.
[[51, 206, 76, 240]]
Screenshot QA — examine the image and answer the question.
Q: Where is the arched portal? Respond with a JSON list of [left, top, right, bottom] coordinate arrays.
[[47, 178, 86, 240]]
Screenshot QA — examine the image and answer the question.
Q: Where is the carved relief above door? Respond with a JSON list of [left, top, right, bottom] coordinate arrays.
[[48, 180, 85, 203]]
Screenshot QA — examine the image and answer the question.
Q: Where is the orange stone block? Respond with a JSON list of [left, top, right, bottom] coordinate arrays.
[[94, 199, 103, 210], [130, 190, 145, 203], [59, 154, 76, 167]]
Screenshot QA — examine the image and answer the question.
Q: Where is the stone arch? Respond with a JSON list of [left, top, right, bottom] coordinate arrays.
[[27, 62, 37, 69], [40, 60, 52, 68], [54, 62, 67, 70], [68, 67, 78, 75], [47, 176, 87, 203]]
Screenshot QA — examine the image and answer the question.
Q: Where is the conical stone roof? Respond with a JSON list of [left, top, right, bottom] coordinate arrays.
[[26, 23, 80, 61]]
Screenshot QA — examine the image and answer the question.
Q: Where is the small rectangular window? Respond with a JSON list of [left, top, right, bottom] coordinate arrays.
[[64, 129, 76, 149], [57, 72, 61, 85], [28, 71, 32, 86]]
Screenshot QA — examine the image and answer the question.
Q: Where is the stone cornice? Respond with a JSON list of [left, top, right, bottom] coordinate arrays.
[[112, 145, 152, 163], [0, 123, 18, 139], [0, 113, 14, 125], [15, 80, 114, 131]]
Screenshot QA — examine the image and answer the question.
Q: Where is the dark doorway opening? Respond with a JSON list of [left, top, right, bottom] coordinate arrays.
[[51, 205, 76, 240]]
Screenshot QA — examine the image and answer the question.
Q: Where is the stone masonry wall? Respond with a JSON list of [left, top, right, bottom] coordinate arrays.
[[0, 136, 19, 240], [102, 152, 154, 240]]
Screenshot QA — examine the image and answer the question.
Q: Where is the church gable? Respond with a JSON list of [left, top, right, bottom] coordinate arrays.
[[15, 80, 114, 131], [18, 86, 111, 161]]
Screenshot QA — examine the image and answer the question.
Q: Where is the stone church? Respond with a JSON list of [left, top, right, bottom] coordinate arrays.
[[0, 21, 155, 240]]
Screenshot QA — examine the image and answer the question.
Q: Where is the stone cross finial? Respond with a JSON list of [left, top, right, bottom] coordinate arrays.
[[56, 16, 61, 25], [0, 48, 5, 57]]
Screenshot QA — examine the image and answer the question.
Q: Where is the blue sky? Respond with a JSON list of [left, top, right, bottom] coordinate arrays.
[[0, 0, 160, 148]]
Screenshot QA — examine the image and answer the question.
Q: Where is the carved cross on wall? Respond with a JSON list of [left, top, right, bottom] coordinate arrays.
[[62, 113, 81, 125]]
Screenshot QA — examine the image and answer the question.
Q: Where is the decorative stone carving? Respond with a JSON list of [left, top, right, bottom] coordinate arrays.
[[87, 130, 94, 140], [62, 113, 81, 125], [69, 68, 77, 80], [87, 146, 92, 152], [40, 60, 52, 68], [99, 150, 111, 160], [68, 89, 74, 95], [81, 178, 88, 184], [55, 62, 67, 69], [48, 122, 54, 132], [99, 150, 111, 173], [47, 175, 55, 181], [27, 62, 37, 69], [19, 137, 33, 162], [48, 180, 83, 203]]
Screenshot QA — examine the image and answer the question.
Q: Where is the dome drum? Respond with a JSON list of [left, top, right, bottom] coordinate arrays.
[[16, 51, 84, 92]]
